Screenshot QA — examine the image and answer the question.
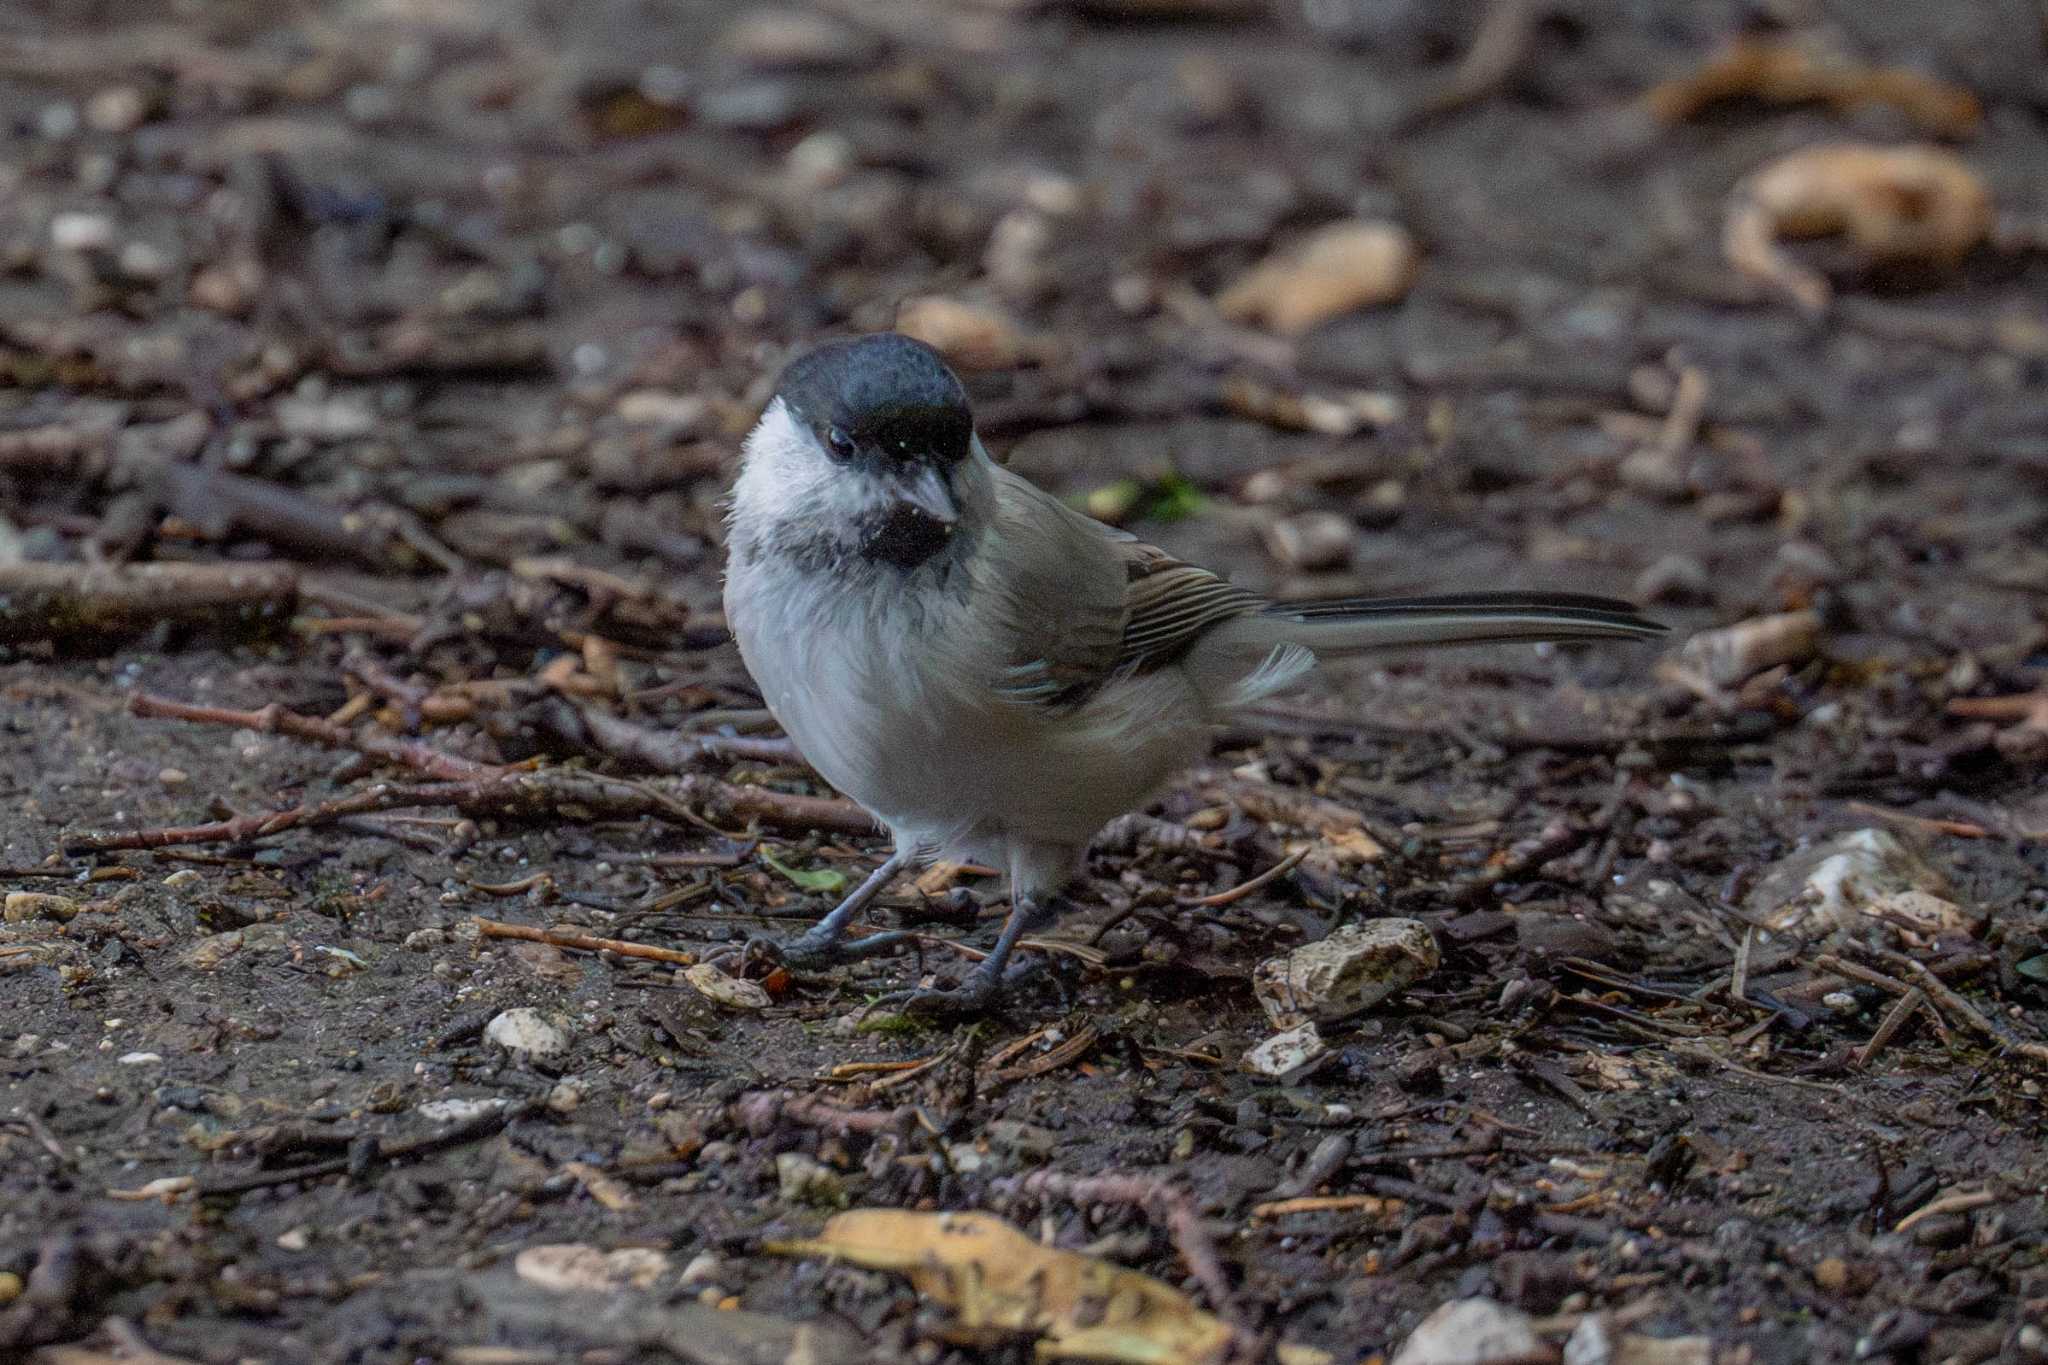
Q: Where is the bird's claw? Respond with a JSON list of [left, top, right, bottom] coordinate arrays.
[[866, 956, 1044, 1021], [718, 928, 913, 974]]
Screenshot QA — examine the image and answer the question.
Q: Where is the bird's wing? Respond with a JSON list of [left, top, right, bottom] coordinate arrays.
[[986, 467, 1263, 707], [1113, 539, 1267, 678]]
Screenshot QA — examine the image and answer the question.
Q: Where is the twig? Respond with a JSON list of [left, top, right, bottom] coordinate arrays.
[[1447, 820, 1594, 906], [103, 693, 873, 840], [61, 782, 446, 853], [534, 697, 802, 770], [1179, 847, 1308, 907], [1402, 0, 1537, 124], [1854, 988, 1924, 1068], [130, 692, 497, 780], [0, 562, 298, 644], [995, 1169, 1242, 1331], [196, 1100, 540, 1196], [1893, 1187, 1994, 1234], [1846, 801, 1990, 840], [1865, 946, 2048, 1068], [1250, 1194, 1402, 1219], [472, 916, 697, 967], [731, 1090, 934, 1139]]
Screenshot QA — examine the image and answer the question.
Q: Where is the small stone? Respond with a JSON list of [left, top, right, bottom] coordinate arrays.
[[514, 1244, 669, 1293], [276, 392, 377, 441], [1216, 220, 1420, 336], [117, 241, 173, 282], [0, 1271, 22, 1305], [85, 85, 150, 133], [5, 891, 81, 923], [157, 767, 190, 787], [403, 927, 450, 951], [417, 1097, 513, 1123], [117, 1052, 163, 1066], [1243, 1021, 1328, 1078], [1392, 1298, 1540, 1365], [1263, 511, 1355, 571], [484, 1008, 571, 1058], [547, 1080, 586, 1114], [776, 1152, 849, 1206], [986, 1119, 1058, 1158], [49, 212, 116, 253], [1813, 1256, 1849, 1292], [1253, 919, 1440, 1028], [277, 1226, 312, 1252]]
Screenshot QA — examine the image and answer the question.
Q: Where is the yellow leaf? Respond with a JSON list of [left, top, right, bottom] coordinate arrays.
[[769, 1209, 1238, 1364]]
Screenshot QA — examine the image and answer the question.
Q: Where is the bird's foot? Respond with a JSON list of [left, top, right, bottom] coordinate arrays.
[[715, 926, 913, 974], [866, 956, 1043, 1021]]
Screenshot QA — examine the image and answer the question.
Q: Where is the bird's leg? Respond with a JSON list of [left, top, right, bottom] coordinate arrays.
[[871, 893, 1061, 1019], [750, 844, 918, 969]]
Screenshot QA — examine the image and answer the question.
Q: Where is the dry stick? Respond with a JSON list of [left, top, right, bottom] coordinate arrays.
[[0, 562, 299, 644], [731, 1090, 929, 1139], [538, 696, 802, 769], [472, 916, 698, 967], [62, 782, 462, 853], [1867, 946, 2048, 1068], [113, 692, 873, 838], [1179, 846, 1309, 907], [997, 1169, 1243, 1332], [196, 1100, 540, 1197], [130, 692, 497, 781], [1403, 0, 1537, 124], [1854, 987, 1924, 1068]]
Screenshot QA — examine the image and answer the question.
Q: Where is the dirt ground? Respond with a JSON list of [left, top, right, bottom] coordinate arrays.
[[3, 1, 2046, 1362]]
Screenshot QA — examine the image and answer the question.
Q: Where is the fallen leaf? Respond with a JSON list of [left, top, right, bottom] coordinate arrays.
[[896, 295, 1032, 369], [683, 962, 774, 1011], [1643, 34, 1981, 138], [1216, 220, 1419, 336], [1723, 142, 1991, 314], [760, 849, 849, 895], [770, 1209, 1325, 1365]]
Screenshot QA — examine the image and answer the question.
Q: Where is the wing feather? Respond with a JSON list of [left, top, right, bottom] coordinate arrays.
[[986, 469, 1265, 708]]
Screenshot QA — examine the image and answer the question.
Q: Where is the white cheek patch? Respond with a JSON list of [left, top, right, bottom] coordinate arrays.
[[733, 399, 902, 529]]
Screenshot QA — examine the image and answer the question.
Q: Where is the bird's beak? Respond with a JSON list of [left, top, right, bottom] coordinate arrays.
[[894, 462, 959, 525]]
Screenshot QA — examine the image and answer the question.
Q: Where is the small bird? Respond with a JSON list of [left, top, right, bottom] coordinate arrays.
[[723, 333, 1665, 1015]]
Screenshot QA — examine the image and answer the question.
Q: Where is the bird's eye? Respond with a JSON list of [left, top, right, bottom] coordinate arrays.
[[825, 427, 857, 462]]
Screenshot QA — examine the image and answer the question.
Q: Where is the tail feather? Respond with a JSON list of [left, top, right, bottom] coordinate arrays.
[[1260, 591, 1667, 654]]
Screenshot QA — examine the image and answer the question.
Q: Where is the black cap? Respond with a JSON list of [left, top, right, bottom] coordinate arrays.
[[774, 333, 973, 469]]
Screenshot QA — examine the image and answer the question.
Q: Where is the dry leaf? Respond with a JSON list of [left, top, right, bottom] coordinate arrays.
[[1723, 143, 1991, 314], [771, 1209, 1329, 1365], [896, 296, 1030, 369], [1215, 220, 1419, 336], [1644, 35, 1981, 138], [683, 962, 774, 1011]]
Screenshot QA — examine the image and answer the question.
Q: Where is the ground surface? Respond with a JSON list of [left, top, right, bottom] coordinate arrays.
[[3, 1, 2047, 1362]]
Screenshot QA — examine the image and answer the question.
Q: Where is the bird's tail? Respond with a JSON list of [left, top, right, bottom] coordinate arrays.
[[1190, 591, 1666, 710], [1260, 590, 1668, 654]]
